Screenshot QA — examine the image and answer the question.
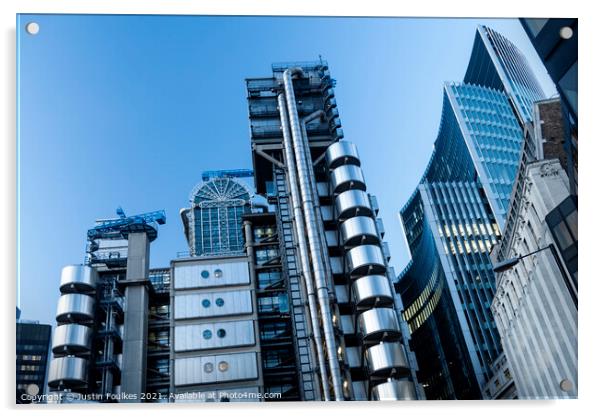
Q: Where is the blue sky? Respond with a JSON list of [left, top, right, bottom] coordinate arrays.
[[17, 15, 556, 326]]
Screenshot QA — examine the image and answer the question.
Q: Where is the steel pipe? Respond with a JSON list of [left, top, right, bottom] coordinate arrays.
[[283, 67, 344, 401], [277, 93, 331, 400]]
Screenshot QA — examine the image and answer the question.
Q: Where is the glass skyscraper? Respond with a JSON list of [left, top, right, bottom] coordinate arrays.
[[396, 26, 545, 399], [181, 174, 252, 257]]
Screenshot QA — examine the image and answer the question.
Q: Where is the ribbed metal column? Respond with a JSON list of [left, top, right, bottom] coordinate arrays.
[[283, 68, 344, 401], [278, 93, 331, 400]]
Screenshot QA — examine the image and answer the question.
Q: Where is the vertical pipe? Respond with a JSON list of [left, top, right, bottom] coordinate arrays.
[[300, 116, 335, 296], [283, 68, 345, 401], [278, 93, 331, 400]]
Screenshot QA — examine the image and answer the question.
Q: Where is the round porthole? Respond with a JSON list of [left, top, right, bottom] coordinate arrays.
[[214, 269, 223, 278], [218, 361, 229, 372], [202, 299, 211, 308], [202, 329, 212, 340], [204, 362, 214, 373], [201, 270, 210, 279], [217, 329, 226, 338], [215, 298, 225, 307]]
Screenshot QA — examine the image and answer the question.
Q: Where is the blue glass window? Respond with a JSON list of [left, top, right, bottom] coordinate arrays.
[[203, 329, 212, 340], [202, 299, 211, 308], [215, 298, 225, 307]]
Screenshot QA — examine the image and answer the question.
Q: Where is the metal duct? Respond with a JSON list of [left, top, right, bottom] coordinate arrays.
[[371, 379, 417, 400], [56, 293, 95, 323], [47, 356, 88, 389], [330, 165, 366, 194], [277, 93, 331, 400], [52, 324, 92, 355], [352, 275, 395, 308], [59, 265, 97, 293], [325, 141, 361, 169], [283, 67, 344, 401], [365, 342, 410, 378]]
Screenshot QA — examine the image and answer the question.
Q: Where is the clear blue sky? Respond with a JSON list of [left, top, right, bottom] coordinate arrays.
[[17, 15, 556, 326]]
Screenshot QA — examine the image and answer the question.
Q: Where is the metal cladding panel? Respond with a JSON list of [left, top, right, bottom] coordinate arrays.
[[345, 346, 361, 368], [60, 265, 97, 292], [366, 342, 410, 377], [52, 324, 92, 354], [56, 293, 95, 322], [341, 216, 379, 246], [335, 189, 373, 220], [352, 275, 394, 307], [174, 352, 258, 387], [335, 285, 350, 304], [330, 165, 366, 194], [174, 290, 253, 319], [340, 315, 354, 334], [372, 379, 417, 400], [376, 218, 386, 238], [174, 260, 250, 289], [329, 256, 344, 274], [48, 357, 88, 387], [174, 386, 261, 403], [346, 245, 386, 277], [174, 320, 256, 352], [352, 381, 368, 401], [325, 141, 361, 169], [317, 182, 330, 197], [325, 230, 339, 247], [216, 352, 258, 382], [320, 205, 334, 222]]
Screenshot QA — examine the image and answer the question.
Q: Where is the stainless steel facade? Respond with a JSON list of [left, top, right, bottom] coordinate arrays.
[[170, 255, 263, 400], [247, 61, 420, 400], [174, 352, 259, 387]]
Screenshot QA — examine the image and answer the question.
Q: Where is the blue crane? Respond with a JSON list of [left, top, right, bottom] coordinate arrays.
[[87, 207, 166, 242]]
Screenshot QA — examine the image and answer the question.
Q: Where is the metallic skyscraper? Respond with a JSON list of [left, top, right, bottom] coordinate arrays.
[[247, 60, 421, 401]]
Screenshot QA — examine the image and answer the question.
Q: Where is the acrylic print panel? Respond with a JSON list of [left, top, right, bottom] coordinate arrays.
[[16, 14, 577, 403]]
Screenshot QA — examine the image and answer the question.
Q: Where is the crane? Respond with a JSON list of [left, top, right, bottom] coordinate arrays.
[[87, 207, 166, 242]]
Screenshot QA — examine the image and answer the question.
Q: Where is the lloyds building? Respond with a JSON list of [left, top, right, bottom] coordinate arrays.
[[246, 61, 421, 401], [396, 26, 546, 399]]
